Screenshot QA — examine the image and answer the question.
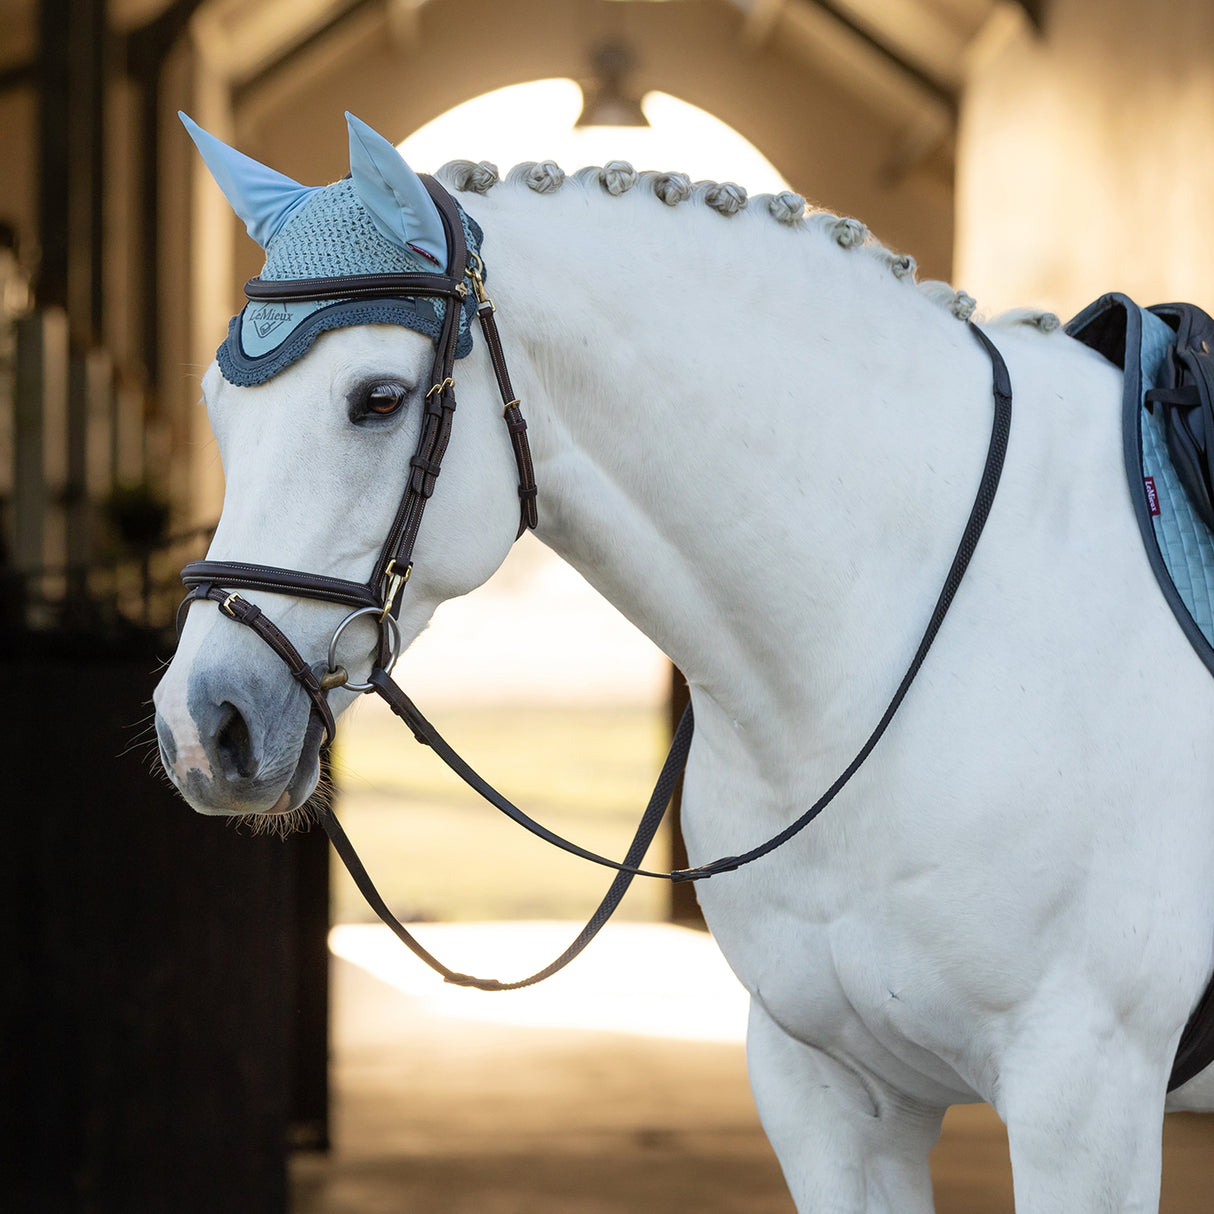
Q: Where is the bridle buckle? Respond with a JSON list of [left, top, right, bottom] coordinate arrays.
[[466, 251, 492, 312], [380, 560, 412, 622]]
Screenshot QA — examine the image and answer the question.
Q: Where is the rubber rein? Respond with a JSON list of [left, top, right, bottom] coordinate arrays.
[[177, 176, 1013, 991]]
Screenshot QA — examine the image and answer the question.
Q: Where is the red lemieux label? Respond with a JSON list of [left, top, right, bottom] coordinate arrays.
[[1145, 476, 1161, 517]]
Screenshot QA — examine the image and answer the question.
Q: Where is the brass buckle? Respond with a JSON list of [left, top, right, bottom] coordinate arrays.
[[220, 591, 243, 618], [466, 251, 492, 311], [380, 560, 412, 622], [425, 377, 454, 400]]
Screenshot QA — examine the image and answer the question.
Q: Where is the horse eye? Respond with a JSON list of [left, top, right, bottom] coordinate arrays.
[[360, 382, 409, 418]]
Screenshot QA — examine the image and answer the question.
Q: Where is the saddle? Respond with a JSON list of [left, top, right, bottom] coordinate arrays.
[[1067, 293, 1214, 1092]]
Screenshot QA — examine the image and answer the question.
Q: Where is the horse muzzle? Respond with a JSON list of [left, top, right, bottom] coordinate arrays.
[[153, 657, 324, 816]]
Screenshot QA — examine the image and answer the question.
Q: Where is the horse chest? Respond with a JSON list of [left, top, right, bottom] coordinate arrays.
[[695, 866, 979, 1101], [679, 728, 995, 1100]]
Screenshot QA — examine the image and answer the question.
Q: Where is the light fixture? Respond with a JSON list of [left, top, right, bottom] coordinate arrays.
[[575, 43, 649, 128]]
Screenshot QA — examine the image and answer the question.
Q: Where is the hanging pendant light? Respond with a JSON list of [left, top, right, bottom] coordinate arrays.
[[576, 43, 649, 128]]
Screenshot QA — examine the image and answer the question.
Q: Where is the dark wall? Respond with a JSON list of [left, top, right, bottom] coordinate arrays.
[[0, 635, 328, 1213]]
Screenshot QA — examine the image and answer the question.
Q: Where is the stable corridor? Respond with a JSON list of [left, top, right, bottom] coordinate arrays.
[[292, 923, 1213, 1213]]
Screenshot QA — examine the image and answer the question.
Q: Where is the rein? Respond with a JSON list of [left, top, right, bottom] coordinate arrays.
[[178, 177, 1013, 990]]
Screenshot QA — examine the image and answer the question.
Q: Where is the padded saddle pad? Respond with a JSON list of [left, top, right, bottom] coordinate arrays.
[[1067, 293, 1214, 677]]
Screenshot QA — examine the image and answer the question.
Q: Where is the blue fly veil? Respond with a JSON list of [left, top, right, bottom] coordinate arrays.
[[180, 111, 482, 387]]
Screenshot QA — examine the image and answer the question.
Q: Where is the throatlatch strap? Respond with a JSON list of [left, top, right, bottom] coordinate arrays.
[[474, 302, 538, 535]]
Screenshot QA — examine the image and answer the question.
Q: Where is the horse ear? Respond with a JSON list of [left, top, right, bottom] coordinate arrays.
[[179, 112, 318, 248], [345, 112, 447, 270]]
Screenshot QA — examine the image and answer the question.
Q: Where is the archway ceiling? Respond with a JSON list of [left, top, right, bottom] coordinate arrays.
[[180, 0, 1039, 240], [179, 0, 1007, 286], [5, 1, 1037, 100], [188, 0, 1017, 122]]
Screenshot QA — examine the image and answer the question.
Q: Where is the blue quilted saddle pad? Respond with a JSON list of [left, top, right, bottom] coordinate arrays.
[[1067, 293, 1214, 675], [1137, 309, 1214, 648]]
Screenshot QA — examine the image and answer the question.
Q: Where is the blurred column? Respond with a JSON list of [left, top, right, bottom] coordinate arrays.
[[668, 666, 703, 926], [13, 307, 68, 620]]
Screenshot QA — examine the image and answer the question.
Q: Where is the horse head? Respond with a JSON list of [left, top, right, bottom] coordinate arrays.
[[154, 114, 524, 819]]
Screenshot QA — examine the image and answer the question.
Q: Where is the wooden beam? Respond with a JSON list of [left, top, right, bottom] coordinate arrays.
[[801, 0, 957, 113], [121, 0, 208, 383]]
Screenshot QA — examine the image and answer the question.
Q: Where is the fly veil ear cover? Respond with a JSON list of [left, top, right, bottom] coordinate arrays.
[[179, 111, 482, 387], [345, 111, 446, 270]]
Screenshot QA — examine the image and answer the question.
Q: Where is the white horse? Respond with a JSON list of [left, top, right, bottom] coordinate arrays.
[[154, 114, 1214, 1212]]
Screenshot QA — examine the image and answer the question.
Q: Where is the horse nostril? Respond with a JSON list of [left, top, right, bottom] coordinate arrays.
[[215, 701, 257, 780]]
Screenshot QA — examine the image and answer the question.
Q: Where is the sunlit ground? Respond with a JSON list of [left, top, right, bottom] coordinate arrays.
[[331, 921, 749, 1043]]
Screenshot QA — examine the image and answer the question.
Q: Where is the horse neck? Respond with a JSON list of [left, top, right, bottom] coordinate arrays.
[[475, 183, 997, 739]]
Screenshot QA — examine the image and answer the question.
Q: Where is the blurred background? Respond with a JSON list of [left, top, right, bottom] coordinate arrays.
[[3, 1, 1214, 1211]]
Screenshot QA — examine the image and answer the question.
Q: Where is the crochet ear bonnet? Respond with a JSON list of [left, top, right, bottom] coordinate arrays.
[[180, 111, 481, 387]]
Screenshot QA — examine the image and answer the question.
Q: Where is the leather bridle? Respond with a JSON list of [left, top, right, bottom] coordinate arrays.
[[176, 174, 1015, 990], [177, 177, 538, 747]]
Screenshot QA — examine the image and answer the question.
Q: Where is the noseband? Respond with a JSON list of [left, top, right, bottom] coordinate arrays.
[[177, 177, 538, 746], [176, 176, 1015, 990]]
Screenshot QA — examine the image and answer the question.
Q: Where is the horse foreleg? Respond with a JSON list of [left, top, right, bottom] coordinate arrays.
[[999, 1006, 1172, 1213], [746, 1000, 944, 1213]]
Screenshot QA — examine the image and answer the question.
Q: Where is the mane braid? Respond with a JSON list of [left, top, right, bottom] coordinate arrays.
[[434, 156, 981, 322], [637, 170, 692, 206]]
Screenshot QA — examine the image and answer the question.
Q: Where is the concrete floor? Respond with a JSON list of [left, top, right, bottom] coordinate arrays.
[[293, 924, 1213, 1213]]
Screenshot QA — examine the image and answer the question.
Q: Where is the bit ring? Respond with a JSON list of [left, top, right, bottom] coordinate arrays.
[[326, 606, 402, 693]]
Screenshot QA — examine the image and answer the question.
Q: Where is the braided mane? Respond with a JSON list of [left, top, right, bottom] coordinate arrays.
[[434, 156, 1060, 332]]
